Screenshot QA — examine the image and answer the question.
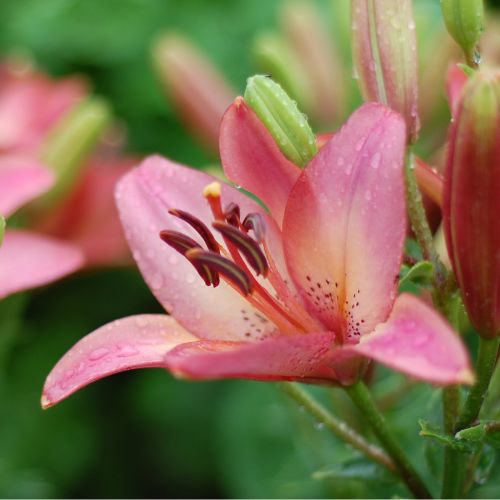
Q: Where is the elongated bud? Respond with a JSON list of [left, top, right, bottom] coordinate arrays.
[[153, 34, 235, 153], [281, 0, 346, 125], [244, 75, 316, 167], [251, 32, 312, 113], [440, 0, 484, 68], [443, 68, 500, 338], [351, 0, 419, 142], [39, 97, 110, 204]]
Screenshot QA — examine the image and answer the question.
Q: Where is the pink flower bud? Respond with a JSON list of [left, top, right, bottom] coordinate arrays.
[[351, 0, 419, 142], [153, 34, 236, 153], [443, 68, 500, 339]]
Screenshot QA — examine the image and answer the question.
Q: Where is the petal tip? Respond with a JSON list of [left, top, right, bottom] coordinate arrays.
[[40, 393, 53, 410], [459, 367, 476, 386]]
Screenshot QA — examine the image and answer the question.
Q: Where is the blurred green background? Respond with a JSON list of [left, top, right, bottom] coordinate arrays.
[[1, 0, 500, 498]]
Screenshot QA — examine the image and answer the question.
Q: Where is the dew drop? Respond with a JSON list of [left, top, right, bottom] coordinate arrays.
[[151, 273, 164, 290], [370, 152, 381, 170], [135, 316, 149, 328], [117, 344, 139, 357], [89, 348, 110, 361]]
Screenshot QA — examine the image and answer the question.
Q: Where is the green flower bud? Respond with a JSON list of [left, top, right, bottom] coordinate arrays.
[[244, 75, 316, 167], [39, 97, 111, 205], [440, 0, 484, 67]]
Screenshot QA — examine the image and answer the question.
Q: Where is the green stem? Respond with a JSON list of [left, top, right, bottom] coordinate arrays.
[[443, 337, 500, 497], [456, 337, 500, 431], [345, 381, 432, 498], [441, 386, 465, 498], [404, 153, 446, 287], [279, 382, 396, 472]]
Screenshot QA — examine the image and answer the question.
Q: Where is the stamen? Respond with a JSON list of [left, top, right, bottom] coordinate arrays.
[[159, 230, 219, 286], [242, 213, 266, 243], [186, 248, 252, 295], [212, 221, 269, 277], [224, 202, 241, 226], [168, 208, 220, 253], [203, 182, 224, 220]]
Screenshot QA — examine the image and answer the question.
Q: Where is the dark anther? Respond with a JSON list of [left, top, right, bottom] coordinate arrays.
[[186, 249, 252, 295], [242, 213, 266, 243], [224, 203, 241, 227], [168, 208, 220, 253], [159, 230, 218, 286], [212, 221, 269, 277]]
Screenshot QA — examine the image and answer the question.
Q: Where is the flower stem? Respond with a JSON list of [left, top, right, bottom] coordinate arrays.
[[404, 153, 446, 287], [345, 381, 432, 499], [456, 337, 500, 431], [279, 382, 396, 472], [441, 385, 465, 498]]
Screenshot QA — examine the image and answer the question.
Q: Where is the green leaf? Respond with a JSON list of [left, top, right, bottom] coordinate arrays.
[[399, 261, 434, 289], [474, 445, 496, 486], [419, 420, 478, 453]]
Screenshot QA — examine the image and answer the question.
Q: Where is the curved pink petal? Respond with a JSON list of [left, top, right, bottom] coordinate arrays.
[[414, 157, 444, 208], [0, 156, 54, 217], [115, 155, 283, 341], [283, 103, 407, 339], [165, 330, 337, 382], [446, 64, 469, 118], [0, 230, 83, 299], [219, 98, 301, 226], [347, 293, 474, 385], [42, 314, 197, 408], [38, 156, 135, 267]]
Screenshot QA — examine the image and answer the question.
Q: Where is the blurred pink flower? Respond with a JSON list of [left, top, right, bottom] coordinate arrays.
[[42, 102, 472, 408], [0, 59, 87, 155], [0, 156, 83, 299], [0, 59, 132, 268]]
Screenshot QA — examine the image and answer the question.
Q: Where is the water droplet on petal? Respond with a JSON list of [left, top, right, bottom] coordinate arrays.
[[151, 273, 164, 290], [89, 347, 110, 361]]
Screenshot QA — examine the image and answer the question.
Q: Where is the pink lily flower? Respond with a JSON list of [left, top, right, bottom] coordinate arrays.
[[0, 156, 83, 299], [42, 102, 472, 408]]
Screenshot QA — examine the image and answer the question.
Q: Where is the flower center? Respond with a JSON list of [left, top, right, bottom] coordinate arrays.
[[159, 182, 317, 334]]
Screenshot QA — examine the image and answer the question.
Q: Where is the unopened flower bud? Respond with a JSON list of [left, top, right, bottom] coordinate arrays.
[[351, 0, 419, 142], [251, 32, 311, 113], [440, 0, 484, 67], [443, 68, 500, 338], [39, 97, 110, 205], [153, 34, 235, 153], [244, 75, 317, 167]]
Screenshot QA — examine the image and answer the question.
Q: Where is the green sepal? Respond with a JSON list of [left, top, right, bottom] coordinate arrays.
[[244, 75, 316, 168]]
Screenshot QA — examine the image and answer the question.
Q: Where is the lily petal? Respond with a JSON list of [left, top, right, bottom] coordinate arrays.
[[446, 64, 469, 117], [348, 293, 474, 385], [0, 230, 83, 299], [42, 314, 198, 408], [283, 103, 407, 338], [0, 156, 54, 217], [115, 156, 280, 341], [219, 98, 301, 226], [165, 330, 337, 382]]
